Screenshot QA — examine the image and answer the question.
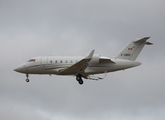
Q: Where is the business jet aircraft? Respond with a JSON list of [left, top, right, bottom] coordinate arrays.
[[14, 37, 153, 85]]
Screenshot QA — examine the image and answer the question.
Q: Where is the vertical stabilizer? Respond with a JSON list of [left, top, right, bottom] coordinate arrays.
[[116, 37, 151, 61]]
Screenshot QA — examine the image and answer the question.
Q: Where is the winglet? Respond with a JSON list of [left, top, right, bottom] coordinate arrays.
[[86, 50, 95, 59]]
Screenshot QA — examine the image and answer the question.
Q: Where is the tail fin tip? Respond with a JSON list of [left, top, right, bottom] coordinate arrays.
[[133, 37, 150, 43]]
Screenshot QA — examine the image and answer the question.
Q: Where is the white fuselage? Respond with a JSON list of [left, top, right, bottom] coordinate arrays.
[[14, 37, 152, 84], [14, 55, 141, 76]]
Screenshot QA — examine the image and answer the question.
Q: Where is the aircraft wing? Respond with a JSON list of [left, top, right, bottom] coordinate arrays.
[[58, 50, 95, 75]]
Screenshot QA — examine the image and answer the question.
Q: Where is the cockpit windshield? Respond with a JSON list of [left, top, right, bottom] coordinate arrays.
[[28, 59, 36, 62]]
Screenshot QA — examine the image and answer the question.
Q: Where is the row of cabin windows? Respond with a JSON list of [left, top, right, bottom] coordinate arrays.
[[50, 60, 78, 64]]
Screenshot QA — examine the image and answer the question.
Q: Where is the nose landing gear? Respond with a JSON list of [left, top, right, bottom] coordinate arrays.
[[26, 74, 30, 82]]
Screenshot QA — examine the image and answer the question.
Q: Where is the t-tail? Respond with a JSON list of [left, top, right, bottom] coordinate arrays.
[[116, 37, 153, 61]]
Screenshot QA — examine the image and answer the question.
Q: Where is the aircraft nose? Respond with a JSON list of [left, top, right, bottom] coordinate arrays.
[[14, 68, 17, 71], [14, 66, 22, 72], [14, 64, 25, 73], [14, 67, 20, 72]]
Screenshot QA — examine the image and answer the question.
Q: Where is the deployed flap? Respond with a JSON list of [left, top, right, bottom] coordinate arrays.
[[88, 71, 107, 80], [58, 50, 94, 75]]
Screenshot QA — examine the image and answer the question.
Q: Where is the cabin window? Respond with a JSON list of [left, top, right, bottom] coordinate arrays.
[[28, 59, 35, 62], [66, 60, 67, 63], [50, 60, 52, 63], [71, 60, 72, 63], [55, 60, 57, 63], [60, 60, 62, 63]]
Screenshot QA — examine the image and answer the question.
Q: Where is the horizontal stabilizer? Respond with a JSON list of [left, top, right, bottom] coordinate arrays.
[[146, 41, 153, 45], [134, 37, 153, 45], [133, 37, 150, 43]]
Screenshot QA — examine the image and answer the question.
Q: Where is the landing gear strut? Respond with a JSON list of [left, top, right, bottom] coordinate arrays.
[[26, 74, 30, 82], [76, 74, 83, 85]]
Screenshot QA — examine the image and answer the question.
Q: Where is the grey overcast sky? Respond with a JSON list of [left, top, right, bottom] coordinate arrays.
[[0, 0, 165, 120]]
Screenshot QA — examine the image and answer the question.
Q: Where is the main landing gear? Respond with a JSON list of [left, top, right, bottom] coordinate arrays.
[[26, 74, 30, 82], [76, 74, 83, 85]]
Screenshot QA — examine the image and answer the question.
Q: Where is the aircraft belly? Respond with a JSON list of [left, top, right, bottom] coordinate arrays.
[[28, 69, 59, 74]]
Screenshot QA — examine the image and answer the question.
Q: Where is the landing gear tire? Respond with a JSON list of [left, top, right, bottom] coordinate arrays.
[[26, 79, 30, 82], [26, 74, 29, 82], [76, 74, 84, 85], [76, 76, 81, 81], [78, 80, 83, 85]]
